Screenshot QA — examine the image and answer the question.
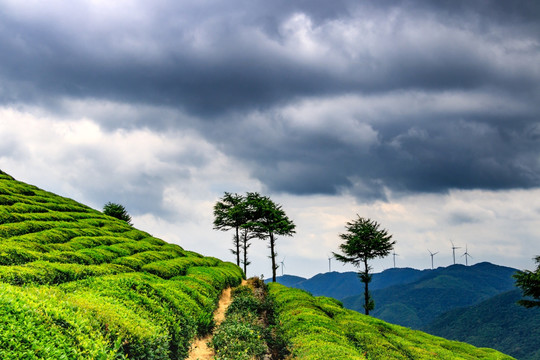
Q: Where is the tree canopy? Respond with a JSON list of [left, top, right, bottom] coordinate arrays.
[[245, 192, 296, 282], [213, 192, 246, 268], [212, 192, 295, 281], [102, 202, 132, 225], [514, 255, 540, 308], [334, 216, 394, 315]]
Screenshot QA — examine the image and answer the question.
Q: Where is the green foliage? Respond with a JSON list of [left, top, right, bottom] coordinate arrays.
[[103, 202, 133, 225], [341, 263, 519, 328], [334, 216, 395, 266], [213, 192, 246, 267], [213, 191, 296, 281], [142, 256, 221, 279], [424, 289, 540, 360], [0, 261, 133, 285], [514, 255, 540, 308], [211, 279, 289, 360], [334, 215, 394, 315], [245, 192, 296, 282], [0, 172, 244, 359], [0, 282, 123, 359], [113, 250, 183, 270], [268, 283, 515, 360], [185, 262, 244, 290]]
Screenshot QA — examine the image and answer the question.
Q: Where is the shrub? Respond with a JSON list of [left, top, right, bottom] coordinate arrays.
[[0, 221, 56, 238], [185, 262, 243, 290], [0, 283, 120, 359], [113, 251, 184, 271], [0, 246, 41, 265], [103, 202, 132, 226], [142, 257, 221, 279], [0, 262, 133, 285]]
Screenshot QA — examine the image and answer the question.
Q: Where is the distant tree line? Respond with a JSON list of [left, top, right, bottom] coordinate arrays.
[[213, 192, 296, 282]]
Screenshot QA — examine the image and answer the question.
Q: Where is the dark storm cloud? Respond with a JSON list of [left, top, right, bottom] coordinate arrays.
[[2, 0, 538, 113], [205, 105, 540, 200], [1, 0, 540, 199]]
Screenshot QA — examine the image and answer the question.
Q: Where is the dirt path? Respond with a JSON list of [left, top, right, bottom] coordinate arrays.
[[187, 280, 246, 360]]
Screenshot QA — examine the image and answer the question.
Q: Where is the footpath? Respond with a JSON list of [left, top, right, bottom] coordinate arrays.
[[187, 280, 247, 359]]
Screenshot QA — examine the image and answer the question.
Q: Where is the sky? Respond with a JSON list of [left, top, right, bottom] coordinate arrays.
[[1, 0, 539, 279]]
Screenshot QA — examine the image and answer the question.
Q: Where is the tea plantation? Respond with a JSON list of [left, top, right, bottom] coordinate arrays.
[[0, 170, 516, 359], [269, 283, 515, 359], [0, 170, 242, 359]]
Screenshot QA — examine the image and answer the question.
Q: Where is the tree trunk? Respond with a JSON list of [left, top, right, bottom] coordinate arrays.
[[364, 258, 370, 315], [242, 232, 248, 276], [270, 233, 276, 282], [235, 226, 240, 267]]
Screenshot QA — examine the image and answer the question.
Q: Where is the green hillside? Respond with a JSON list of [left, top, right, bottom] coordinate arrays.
[[0, 170, 516, 359], [0, 170, 243, 359], [269, 283, 514, 359], [343, 262, 517, 328], [424, 290, 540, 360]]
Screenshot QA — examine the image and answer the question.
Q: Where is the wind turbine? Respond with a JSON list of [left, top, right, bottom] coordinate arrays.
[[327, 253, 333, 272], [451, 241, 461, 265], [428, 249, 439, 269], [280, 257, 285, 276], [462, 245, 472, 266], [392, 251, 399, 268]]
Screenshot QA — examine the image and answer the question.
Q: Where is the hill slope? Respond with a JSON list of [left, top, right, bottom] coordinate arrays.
[[0, 170, 243, 359], [424, 289, 540, 360], [342, 262, 518, 328], [269, 283, 515, 359]]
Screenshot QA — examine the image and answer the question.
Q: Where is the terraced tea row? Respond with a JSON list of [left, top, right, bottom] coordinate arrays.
[[0, 171, 243, 359], [268, 283, 514, 359]]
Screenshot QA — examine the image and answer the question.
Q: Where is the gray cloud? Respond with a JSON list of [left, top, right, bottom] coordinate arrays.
[[1, 0, 539, 201]]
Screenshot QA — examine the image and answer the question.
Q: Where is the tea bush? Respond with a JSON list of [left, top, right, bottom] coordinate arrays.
[[142, 256, 221, 279], [0, 171, 244, 359], [211, 278, 289, 360], [268, 283, 515, 360]]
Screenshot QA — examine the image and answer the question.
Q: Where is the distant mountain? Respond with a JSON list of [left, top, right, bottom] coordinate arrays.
[[273, 274, 306, 288], [272, 267, 428, 300], [424, 289, 540, 360], [342, 262, 518, 328]]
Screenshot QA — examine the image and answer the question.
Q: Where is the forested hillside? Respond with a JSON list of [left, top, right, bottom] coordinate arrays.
[[342, 262, 517, 328], [424, 290, 540, 360]]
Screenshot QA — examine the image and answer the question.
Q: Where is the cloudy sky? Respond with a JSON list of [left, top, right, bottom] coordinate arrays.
[[1, 0, 539, 278]]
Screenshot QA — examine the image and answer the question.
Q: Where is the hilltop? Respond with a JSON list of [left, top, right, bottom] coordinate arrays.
[[0, 170, 516, 359]]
